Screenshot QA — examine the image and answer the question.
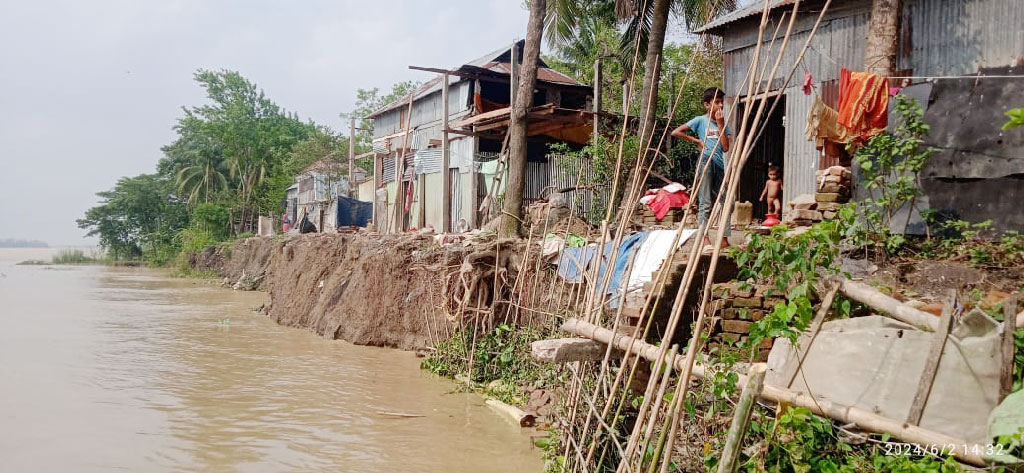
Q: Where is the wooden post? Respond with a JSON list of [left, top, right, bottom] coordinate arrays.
[[394, 94, 415, 233], [907, 289, 957, 425], [348, 117, 356, 198], [1001, 297, 1018, 402], [372, 153, 381, 228], [441, 72, 452, 233], [593, 57, 602, 145], [510, 41, 518, 107], [716, 364, 767, 473]]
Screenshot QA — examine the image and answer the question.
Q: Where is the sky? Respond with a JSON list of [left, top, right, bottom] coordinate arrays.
[[0, 0, 532, 246]]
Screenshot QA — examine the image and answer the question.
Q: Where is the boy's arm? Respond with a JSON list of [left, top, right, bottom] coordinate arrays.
[[759, 183, 767, 201], [671, 124, 703, 147]]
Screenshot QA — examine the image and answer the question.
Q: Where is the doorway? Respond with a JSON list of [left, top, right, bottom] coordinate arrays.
[[735, 93, 786, 219]]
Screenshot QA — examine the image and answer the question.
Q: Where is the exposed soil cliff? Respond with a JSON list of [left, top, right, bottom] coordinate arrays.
[[199, 234, 448, 349]]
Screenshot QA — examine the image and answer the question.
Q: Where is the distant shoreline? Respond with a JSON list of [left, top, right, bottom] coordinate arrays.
[[0, 239, 49, 248]]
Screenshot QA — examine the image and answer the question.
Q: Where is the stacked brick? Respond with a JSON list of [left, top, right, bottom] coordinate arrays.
[[709, 282, 785, 361], [635, 208, 694, 227], [783, 166, 852, 226]]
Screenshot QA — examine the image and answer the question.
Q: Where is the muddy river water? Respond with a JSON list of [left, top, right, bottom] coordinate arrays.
[[0, 249, 543, 472]]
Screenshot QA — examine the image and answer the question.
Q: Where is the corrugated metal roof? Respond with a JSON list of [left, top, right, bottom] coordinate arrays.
[[367, 40, 586, 118], [694, 0, 795, 33]]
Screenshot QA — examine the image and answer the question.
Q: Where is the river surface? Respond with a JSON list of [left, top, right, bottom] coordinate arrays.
[[0, 248, 543, 472]]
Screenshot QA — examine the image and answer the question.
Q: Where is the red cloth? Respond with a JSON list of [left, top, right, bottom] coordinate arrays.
[[648, 188, 689, 220], [802, 71, 814, 95], [837, 68, 890, 141]]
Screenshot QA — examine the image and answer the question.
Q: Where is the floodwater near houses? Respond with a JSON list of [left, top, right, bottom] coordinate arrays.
[[0, 248, 543, 472]]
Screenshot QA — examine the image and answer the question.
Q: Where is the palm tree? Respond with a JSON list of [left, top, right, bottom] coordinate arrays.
[[174, 139, 228, 204]]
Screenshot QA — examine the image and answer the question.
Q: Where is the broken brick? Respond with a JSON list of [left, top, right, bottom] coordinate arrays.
[[815, 193, 845, 203], [732, 296, 764, 308], [722, 320, 752, 333]]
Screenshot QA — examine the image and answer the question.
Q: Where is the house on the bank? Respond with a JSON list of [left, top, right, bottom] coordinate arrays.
[[291, 159, 369, 231], [364, 40, 599, 233], [697, 0, 1024, 231]]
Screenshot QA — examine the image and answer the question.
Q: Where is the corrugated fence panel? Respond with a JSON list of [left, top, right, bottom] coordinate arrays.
[[783, 87, 819, 205], [525, 160, 551, 203], [549, 153, 604, 222], [414, 148, 443, 175], [724, 11, 871, 97], [382, 155, 396, 183], [902, 0, 1024, 76]]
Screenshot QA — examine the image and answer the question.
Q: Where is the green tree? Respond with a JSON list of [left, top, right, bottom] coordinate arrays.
[[342, 80, 420, 152], [77, 174, 188, 261], [180, 69, 316, 231], [164, 132, 228, 204]]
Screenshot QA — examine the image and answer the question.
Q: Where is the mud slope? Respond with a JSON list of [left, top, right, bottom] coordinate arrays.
[[220, 234, 449, 350]]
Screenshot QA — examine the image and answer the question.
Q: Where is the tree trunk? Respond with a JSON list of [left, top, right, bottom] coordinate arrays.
[[864, 0, 902, 76], [638, 0, 671, 148], [498, 0, 546, 238], [613, 0, 671, 218]]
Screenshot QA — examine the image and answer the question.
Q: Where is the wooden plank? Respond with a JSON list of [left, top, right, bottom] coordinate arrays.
[[906, 289, 957, 425], [451, 107, 510, 128], [1000, 297, 1018, 402], [784, 282, 840, 388]]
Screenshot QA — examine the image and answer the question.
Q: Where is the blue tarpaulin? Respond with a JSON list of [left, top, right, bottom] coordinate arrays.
[[335, 196, 373, 228], [557, 246, 597, 283], [554, 231, 651, 308], [595, 232, 648, 308]]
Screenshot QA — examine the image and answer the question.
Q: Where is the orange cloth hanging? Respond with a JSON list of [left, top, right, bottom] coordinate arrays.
[[837, 68, 890, 141]]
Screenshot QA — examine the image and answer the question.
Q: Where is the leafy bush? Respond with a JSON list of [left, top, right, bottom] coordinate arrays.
[[51, 249, 93, 265], [176, 227, 217, 253], [851, 95, 936, 255], [422, 323, 551, 405]]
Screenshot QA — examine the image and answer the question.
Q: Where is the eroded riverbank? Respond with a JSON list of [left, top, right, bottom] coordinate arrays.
[[0, 249, 542, 472]]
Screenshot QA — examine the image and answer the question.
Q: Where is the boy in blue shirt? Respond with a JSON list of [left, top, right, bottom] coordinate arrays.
[[671, 87, 732, 251]]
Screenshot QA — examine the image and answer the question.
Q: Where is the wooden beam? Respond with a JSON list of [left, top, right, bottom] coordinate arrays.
[[906, 290, 957, 425], [451, 107, 510, 129], [441, 72, 452, 233], [348, 117, 356, 198], [1000, 297, 1018, 402]]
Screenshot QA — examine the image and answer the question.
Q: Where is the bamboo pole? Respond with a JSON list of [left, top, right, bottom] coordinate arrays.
[[999, 297, 1018, 402], [561, 318, 988, 467], [907, 289, 956, 425], [837, 277, 939, 331], [716, 364, 767, 473]]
